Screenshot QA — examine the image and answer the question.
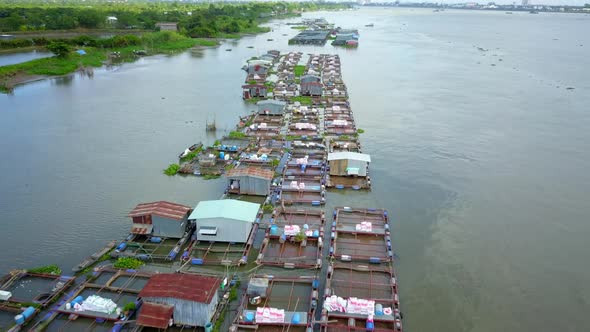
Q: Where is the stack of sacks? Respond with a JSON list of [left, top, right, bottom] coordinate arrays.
[[260, 123, 267, 128], [77, 295, 118, 314], [346, 297, 375, 316], [305, 230, 313, 237], [323, 295, 347, 313], [355, 222, 372, 232], [296, 157, 308, 165], [284, 225, 301, 236], [290, 181, 299, 188], [255, 307, 285, 323], [295, 123, 317, 130], [333, 119, 348, 126]]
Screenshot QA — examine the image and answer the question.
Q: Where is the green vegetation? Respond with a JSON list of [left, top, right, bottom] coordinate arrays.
[[203, 174, 220, 180], [180, 146, 203, 163], [123, 302, 136, 312], [46, 41, 70, 57], [285, 135, 303, 141], [357, 128, 365, 134], [291, 96, 312, 105], [340, 135, 350, 140], [228, 131, 246, 139], [248, 80, 257, 84], [291, 26, 308, 30], [213, 306, 228, 332], [294, 231, 307, 242], [28, 264, 61, 275], [163, 163, 180, 176], [270, 159, 280, 167], [213, 139, 221, 146], [113, 257, 144, 270], [262, 204, 274, 214], [293, 65, 306, 77]]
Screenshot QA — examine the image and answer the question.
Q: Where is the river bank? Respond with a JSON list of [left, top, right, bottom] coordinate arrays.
[[0, 32, 218, 93]]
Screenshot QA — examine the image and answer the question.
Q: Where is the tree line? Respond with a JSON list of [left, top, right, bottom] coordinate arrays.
[[0, 2, 350, 37]]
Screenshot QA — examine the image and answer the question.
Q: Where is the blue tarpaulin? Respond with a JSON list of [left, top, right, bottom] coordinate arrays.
[[75, 50, 87, 55]]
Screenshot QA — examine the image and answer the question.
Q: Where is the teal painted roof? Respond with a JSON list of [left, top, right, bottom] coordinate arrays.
[[189, 199, 260, 222]]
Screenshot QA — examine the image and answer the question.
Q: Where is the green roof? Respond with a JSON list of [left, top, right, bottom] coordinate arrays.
[[189, 199, 260, 223]]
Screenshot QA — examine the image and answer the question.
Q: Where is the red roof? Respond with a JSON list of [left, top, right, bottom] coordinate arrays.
[[139, 273, 221, 304], [137, 302, 174, 329], [226, 167, 273, 180], [128, 201, 191, 221]]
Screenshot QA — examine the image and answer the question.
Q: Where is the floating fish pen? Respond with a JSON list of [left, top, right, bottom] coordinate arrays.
[[246, 124, 282, 138], [72, 240, 116, 273], [112, 234, 190, 262], [325, 119, 356, 135], [256, 209, 325, 268], [279, 188, 325, 206], [252, 114, 284, 125], [288, 123, 319, 137], [0, 271, 75, 308], [231, 276, 318, 331], [329, 207, 392, 263], [0, 302, 39, 331], [183, 219, 259, 267], [321, 263, 401, 332], [87, 268, 152, 292], [330, 139, 362, 153], [284, 163, 325, 179], [216, 138, 250, 153]]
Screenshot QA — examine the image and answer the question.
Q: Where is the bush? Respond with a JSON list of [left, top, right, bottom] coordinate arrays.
[[262, 204, 274, 213], [164, 164, 180, 176], [46, 41, 71, 57], [123, 302, 136, 312], [356, 128, 365, 134], [28, 264, 61, 275], [228, 131, 246, 139], [113, 257, 144, 270]]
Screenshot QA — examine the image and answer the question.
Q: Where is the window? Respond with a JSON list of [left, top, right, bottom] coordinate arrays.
[[199, 226, 218, 236]]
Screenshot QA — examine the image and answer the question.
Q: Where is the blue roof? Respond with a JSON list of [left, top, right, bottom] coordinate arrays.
[[76, 50, 87, 55], [189, 199, 260, 222]]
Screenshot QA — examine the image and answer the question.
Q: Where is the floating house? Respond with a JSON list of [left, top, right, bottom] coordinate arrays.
[[128, 201, 192, 238], [246, 63, 269, 76], [289, 30, 331, 45], [242, 84, 268, 99], [155, 22, 178, 31], [189, 199, 260, 243], [226, 167, 274, 196], [257, 99, 287, 115], [139, 273, 221, 327], [327, 152, 371, 176]]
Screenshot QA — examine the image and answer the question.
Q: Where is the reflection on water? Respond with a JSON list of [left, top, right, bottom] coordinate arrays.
[[0, 49, 53, 66]]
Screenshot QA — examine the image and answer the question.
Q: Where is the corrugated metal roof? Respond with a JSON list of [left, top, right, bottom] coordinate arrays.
[[131, 224, 153, 235], [137, 302, 174, 329], [226, 167, 273, 180], [328, 152, 372, 162], [140, 273, 221, 304], [189, 199, 260, 222], [128, 201, 191, 221]]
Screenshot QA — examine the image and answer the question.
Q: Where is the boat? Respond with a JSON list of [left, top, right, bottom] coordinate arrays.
[[179, 142, 203, 159], [529, 10, 539, 14], [225, 48, 232, 51], [505, 11, 513, 14], [365, 23, 374, 27], [267, 38, 274, 41]]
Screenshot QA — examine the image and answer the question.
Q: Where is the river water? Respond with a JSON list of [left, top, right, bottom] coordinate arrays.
[[1, 7, 589, 331], [0, 49, 52, 66]]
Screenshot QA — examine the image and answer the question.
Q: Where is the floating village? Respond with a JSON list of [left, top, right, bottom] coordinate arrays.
[[0, 27, 402, 331]]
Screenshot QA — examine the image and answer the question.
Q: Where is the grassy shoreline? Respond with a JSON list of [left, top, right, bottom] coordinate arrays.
[[0, 32, 217, 93]]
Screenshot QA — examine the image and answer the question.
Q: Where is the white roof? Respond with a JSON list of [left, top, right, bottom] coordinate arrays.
[[328, 152, 371, 162], [189, 199, 260, 223]]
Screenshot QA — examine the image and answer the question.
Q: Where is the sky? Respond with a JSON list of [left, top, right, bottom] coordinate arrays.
[[363, 1, 590, 6]]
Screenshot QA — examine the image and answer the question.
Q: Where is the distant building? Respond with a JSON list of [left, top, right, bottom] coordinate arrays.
[[189, 199, 260, 243], [128, 201, 192, 238], [242, 84, 268, 99], [139, 273, 221, 327], [106, 16, 118, 25], [155, 22, 178, 31], [522, 0, 529, 6]]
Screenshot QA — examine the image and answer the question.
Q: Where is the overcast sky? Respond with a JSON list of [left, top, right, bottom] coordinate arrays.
[[364, 0, 589, 6]]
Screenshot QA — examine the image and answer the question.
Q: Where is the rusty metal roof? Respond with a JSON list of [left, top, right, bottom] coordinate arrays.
[[226, 167, 273, 180], [137, 302, 174, 329], [128, 201, 191, 221], [139, 273, 221, 304], [131, 224, 153, 235]]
